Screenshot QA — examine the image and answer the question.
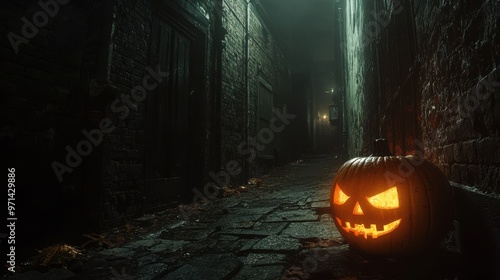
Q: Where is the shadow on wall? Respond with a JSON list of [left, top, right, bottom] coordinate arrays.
[[453, 184, 500, 278]]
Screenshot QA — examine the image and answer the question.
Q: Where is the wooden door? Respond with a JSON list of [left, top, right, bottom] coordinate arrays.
[[257, 79, 276, 159], [144, 16, 204, 210]]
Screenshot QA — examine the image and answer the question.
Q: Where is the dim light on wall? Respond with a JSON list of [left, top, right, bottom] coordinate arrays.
[[328, 104, 339, 125]]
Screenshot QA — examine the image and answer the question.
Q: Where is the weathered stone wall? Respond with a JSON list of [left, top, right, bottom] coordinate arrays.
[[221, 0, 291, 179], [415, 0, 500, 193], [343, 0, 500, 190], [343, 0, 379, 157], [414, 1, 500, 273], [101, 0, 218, 228], [344, 0, 500, 274], [100, 0, 152, 228], [343, 0, 415, 157], [99, 0, 292, 227], [220, 0, 246, 170], [0, 0, 291, 236], [0, 0, 219, 233], [247, 3, 293, 173], [0, 0, 112, 253]]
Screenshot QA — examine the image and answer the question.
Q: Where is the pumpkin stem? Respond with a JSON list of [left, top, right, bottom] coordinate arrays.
[[371, 138, 393, 156]]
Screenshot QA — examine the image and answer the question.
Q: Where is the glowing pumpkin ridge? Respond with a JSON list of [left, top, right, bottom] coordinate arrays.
[[330, 139, 454, 257]]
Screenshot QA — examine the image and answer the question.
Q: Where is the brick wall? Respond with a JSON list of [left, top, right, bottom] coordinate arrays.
[[344, 0, 500, 194], [99, 0, 152, 228], [220, 0, 246, 169], [1, 0, 293, 242], [99, 0, 292, 227], [0, 0, 110, 252], [101, 0, 218, 228], [414, 1, 500, 273], [342, 0, 379, 157], [221, 0, 291, 179], [0, 0, 219, 234], [343, 0, 500, 275], [415, 0, 500, 193]]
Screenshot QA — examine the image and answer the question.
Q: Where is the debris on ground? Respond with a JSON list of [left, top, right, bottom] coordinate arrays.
[[31, 244, 84, 269], [223, 186, 241, 197], [282, 265, 310, 280], [237, 185, 248, 192], [81, 232, 121, 249], [300, 238, 342, 249], [248, 177, 263, 186]]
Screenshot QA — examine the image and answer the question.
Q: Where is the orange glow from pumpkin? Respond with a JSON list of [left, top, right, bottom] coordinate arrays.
[[333, 184, 350, 205], [336, 218, 402, 239], [352, 202, 364, 215], [366, 186, 399, 209]]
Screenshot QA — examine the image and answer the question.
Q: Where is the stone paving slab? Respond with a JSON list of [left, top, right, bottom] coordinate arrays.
[[179, 221, 215, 230], [227, 206, 278, 215], [232, 265, 284, 280], [73, 256, 136, 280], [319, 213, 334, 222], [43, 269, 76, 280], [123, 239, 162, 249], [276, 202, 302, 210], [135, 262, 169, 280], [219, 221, 289, 237], [184, 238, 218, 252], [184, 212, 225, 224], [158, 228, 215, 241], [136, 253, 158, 267], [214, 236, 261, 253], [162, 254, 241, 280], [310, 200, 330, 208], [4, 271, 45, 280], [251, 235, 302, 252], [213, 214, 263, 229], [149, 240, 190, 253], [239, 239, 262, 253], [126, 235, 216, 258], [267, 188, 320, 201], [309, 189, 331, 201], [281, 221, 342, 240], [242, 253, 287, 266], [98, 247, 137, 258], [263, 191, 316, 202], [263, 209, 318, 222], [241, 198, 288, 208], [122, 238, 190, 254]]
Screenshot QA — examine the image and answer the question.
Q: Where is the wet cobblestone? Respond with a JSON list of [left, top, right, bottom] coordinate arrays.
[[6, 155, 468, 279]]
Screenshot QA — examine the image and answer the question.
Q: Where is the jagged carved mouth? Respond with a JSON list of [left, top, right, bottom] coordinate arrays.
[[335, 218, 402, 239]]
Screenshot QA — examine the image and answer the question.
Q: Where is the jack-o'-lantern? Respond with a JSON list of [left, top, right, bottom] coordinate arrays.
[[330, 139, 454, 257]]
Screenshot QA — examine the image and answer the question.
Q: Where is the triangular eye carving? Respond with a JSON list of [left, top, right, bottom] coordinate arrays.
[[333, 183, 350, 205], [366, 186, 399, 209]]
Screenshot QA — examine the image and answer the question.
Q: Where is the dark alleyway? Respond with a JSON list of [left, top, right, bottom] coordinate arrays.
[[1, 0, 500, 279], [6, 154, 340, 279], [4, 155, 473, 279]]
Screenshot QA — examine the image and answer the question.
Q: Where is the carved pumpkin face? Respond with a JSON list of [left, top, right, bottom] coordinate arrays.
[[333, 183, 401, 239], [330, 139, 454, 257]]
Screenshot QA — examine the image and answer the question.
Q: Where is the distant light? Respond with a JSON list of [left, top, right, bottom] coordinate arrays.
[[323, 114, 328, 120]]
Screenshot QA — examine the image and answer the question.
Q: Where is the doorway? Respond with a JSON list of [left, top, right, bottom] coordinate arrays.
[[144, 12, 205, 211]]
